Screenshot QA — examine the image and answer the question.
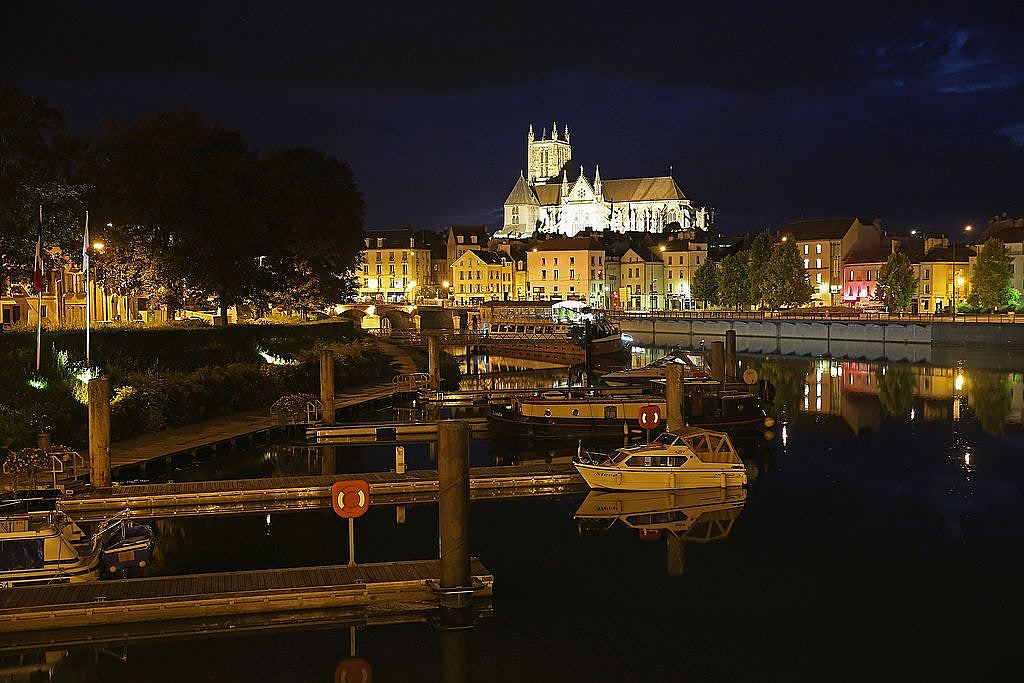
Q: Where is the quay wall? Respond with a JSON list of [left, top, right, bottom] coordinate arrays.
[[619, 317, 1024, 351]]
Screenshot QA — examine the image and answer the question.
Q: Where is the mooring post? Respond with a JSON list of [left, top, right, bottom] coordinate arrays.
[[725, 329, 737, 382], [395, 445, 406, 474], [666, 363, 686, 432], [321, 445, 336, 476], [667, 534, 685, 577], [711, 341, 726, 383], [440, 627, 470, 683], [320, 349, 335, 425], [428, 334, 442, 390], [88, 377, 112, 488], [438, 419, 471, 596]]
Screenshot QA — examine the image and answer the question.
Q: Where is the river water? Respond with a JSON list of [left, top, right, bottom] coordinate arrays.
[[11, 343, 1024, 681]]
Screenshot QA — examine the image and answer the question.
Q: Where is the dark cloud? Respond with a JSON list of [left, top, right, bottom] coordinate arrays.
[[3, 1, 1023, 234]]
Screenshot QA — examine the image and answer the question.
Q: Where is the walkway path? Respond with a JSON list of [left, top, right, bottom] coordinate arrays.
[[105, 340, 419, 474]]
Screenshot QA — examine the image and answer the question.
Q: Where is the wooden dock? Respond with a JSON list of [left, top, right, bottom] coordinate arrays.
[[307, 416, 490, 443], [0, 558, 492, 638], [61, 463, 584, 519]]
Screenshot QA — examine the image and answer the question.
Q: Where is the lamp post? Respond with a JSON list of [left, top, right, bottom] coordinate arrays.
[[952, 225, 972, 318]]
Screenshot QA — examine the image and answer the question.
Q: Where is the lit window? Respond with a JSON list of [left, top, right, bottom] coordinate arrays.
[[804, 259, 809, 268], [816, 273, 822, 283], [816, 243, 822, 254], [816, 258, 822, 269], [804, 245, 809, 255]]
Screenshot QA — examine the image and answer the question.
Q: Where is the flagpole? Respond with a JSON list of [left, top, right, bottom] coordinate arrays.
[[36, 205, 43, 372], [84, 211, 91, 365]]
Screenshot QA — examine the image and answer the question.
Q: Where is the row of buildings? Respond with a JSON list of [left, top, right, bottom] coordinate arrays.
[[355, 216, 1024, 313]]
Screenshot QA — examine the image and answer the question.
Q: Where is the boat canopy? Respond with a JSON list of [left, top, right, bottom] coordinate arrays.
[[550, 300, 594, 323], [656, 428, 743, 465]]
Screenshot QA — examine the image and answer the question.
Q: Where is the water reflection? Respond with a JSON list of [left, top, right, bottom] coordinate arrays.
[[575, 488, 746, 577]]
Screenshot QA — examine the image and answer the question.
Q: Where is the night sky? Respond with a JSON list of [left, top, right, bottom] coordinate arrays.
[[4, 1, 1023, 235]]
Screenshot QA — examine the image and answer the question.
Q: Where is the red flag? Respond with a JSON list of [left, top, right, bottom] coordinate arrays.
[[33, 233, 43, 292]]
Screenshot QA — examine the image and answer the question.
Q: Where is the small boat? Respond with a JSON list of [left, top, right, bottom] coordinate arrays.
[[574, 488, 747, 539], [477, 300, 631, 362], [600, 347, 711, 387], [100, 521, 155, 573], [573, 428, 748, 490], [0, 490, 100, 588]]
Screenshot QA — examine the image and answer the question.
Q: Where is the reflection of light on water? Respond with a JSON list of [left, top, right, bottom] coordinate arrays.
[[954, 373, 965, 391], [910, 408, 916, 420], [964, 450, 971, 468], [782, 425, 788, 446], [631, 346, 646, 354]]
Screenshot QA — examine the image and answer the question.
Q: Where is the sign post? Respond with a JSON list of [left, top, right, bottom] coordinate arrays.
[[638, 404, 662, 443], [331, 480, 370, 567]]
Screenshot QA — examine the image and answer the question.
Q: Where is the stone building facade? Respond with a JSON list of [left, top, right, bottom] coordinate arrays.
[[497, 124, 710, 239]]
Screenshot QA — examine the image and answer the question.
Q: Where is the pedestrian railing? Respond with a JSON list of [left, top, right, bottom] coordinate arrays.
[[606, 309, 1021, 324]]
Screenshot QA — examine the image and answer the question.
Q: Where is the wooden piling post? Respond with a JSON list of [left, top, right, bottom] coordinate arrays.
[[667, 534, 685, 577], [666, 363, 686, 433], [428, 334, 442, 390], [711, 341, 726, 382], [395, 445, 406, 474], [321, 445, 336, 476], [320, 350, 335, 425], [88, 377, 112, 488], [725, 330, 737, 382], [438, 420, 470, 594]]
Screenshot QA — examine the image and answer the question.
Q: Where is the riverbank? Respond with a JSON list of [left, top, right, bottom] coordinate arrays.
[[617, 315, 1024, 350]]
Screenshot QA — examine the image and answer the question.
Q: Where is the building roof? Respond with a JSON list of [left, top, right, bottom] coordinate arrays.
[[363, 228, 422, 249], [921, 245, 976, 263], [534, 236, 603, 252], [523, 175, 686, 206], [778, 218, 858, 241], [986, 226, 1024, 244], [844, 237, 924, 265], [453, 249, 507, 266], [623, 244, 661, 262], [504, 174, 540, 206], [449, 225, 490, 241], [600, 176, 686, 203]]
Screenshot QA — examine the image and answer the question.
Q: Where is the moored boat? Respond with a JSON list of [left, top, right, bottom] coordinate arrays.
[[600, 347, 710, 387], [573, 428, 748, 490]]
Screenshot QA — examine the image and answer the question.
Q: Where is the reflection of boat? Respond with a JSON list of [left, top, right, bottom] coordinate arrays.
[[600, 347, 710, 387], [573, 429, 748, 490], [478, 300, 630, 361], [0, 490, 100, 588], [575, 488, 747, 539]]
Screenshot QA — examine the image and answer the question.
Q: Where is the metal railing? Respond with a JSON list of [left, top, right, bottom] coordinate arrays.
[[607, 309, 1022, 324]]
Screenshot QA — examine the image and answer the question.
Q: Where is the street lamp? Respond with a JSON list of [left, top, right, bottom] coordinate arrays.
[[952, 225, 972, 317]]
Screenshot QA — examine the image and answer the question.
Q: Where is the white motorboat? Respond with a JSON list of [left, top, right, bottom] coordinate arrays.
[[573, 428, 748, 490], [0, 490, 99, 588], [600, 347, 710, 387]]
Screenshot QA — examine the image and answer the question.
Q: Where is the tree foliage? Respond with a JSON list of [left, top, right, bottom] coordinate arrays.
[[717, 253, 751, 309], [0, 86, 88, 289], [875, 251, 917, 313], [968, 238, 1013, 312], [85, 109, 365, 322], [747, 231, 775, 308], [762, 242, 813, 309], [691, 257, 719, 306]]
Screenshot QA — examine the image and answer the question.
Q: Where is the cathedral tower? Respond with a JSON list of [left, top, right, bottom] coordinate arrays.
[[527, 122, 572, 184]]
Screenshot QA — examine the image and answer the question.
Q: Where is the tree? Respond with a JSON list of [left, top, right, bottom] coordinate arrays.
[[762, 242, 813, 309], [257, 147, 365, 312], [691, 257, 719, 307], [875, 251, 917, 313], [969, 238, 1013, 312], [0, 86, 88, 290], [717, 253, 751, 309], [747, 231, 775, 309], [88, 110, 268, 324]]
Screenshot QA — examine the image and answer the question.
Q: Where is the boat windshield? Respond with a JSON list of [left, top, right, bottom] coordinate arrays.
[[611, 449, 631, 464], [654, 433, 678, 445], [675, 431, 741, 464]]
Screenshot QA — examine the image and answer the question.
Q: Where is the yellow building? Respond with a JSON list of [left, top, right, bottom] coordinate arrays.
[[620, 246, 664, 310], [450, 249, 514, 305], [660, 238, 708, 310], [914, 241, 974, 314], [357, 229, 432, 303], [525, 237, 606, 306], [778, 218, 882, 306]]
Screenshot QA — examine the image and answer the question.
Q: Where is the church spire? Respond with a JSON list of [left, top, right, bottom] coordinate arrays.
[[541, 126, 547, 140], [561, 169, 568, 202], [594, 164, 602, 196], [564, 123, 570, 143], [528, 124, 534, 142], [552, 121, 558, 140]]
